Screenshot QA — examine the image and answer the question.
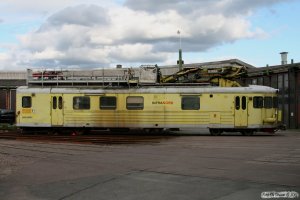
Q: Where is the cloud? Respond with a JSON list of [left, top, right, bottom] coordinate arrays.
[[44, 5, 110, 28], [0, 0, 292, 70], [124, 0, 288, 15], [15, 5, 183, 68], [0, 18, 3, 23], [0, 0, 118, 17], [109, 44, 168, 63]]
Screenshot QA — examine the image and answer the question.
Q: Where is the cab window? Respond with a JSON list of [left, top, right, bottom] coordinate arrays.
[[127, 96, 144, 110], [253, 96, 263, 108], [181, 96, 200, 110], [100, 97, 117, 110], [22, 96, 32, 108], [273, 97, 278, 108], [73, 96, 90, 110], [264, 97, 273, 109]]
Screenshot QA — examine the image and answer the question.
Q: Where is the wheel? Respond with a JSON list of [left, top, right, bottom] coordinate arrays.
[[152, 128, 164, 134], [209, 129, 222, 136], [241, 130, 254, 136], [143, 128, 163, 134], [143, 128, 151, 134], [49, 129, 60, 135], [109, 128, 130, 133], [83, 128, 91, 135]]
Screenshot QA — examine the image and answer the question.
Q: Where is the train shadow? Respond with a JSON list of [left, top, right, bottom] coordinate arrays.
[[1, 129, 286, 137], [87, 129, 284, 137]]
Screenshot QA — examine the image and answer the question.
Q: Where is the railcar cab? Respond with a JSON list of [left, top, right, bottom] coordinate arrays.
[[210, 90, 283, 136], [251, 95, 282, 130], [241, 94, 282, 134]]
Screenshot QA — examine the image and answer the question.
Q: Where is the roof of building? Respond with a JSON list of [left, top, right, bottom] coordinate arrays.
[[159, 59, 255, 69], [0, 71, 27, 80], [2, 59, 298, 82], [0, 80, 27, 88], [247, 62, 300, 76]]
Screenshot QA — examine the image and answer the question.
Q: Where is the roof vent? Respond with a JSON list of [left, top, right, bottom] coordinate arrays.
[[280, 52, 288, 65]]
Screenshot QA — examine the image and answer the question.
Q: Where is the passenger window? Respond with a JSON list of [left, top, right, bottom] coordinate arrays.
[[53, 97, 57, 109], [100, 97, 117, 110], [264, 97, 273, 109], [242, 96, 246, 110], [253, 96, 263, 108], [73, 96, 90, 110], [235, 96, 240, 110], [181, 96, 200, 110], [127, 96, 144, 110], [273, 97, 278, 108], [58, 96, 63, 109], [22, 96, 32, 108]]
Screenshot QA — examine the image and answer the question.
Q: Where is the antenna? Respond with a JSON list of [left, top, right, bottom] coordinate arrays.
[[177, 30, 181, 49], [177, 30, 183, 70]]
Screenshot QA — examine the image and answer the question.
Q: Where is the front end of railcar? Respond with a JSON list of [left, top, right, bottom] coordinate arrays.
[[260, 90, 286, 133]]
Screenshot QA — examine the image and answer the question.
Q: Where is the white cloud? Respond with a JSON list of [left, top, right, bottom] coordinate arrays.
[[0, 52, 24, 71], [32, 48, 64, 60], [0, 53, 10, 64], [109, 43, 168, 62], [0, 0, 292, 70]]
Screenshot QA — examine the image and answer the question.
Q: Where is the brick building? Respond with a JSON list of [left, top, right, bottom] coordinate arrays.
[[0, 72, 26, 111]]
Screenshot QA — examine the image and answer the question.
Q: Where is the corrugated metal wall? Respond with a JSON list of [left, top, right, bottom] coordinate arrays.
[[243, 68, 300, 129], [297, 71, 300, 128], [0, 89, 16, 110], [0, 90, 6, 109]]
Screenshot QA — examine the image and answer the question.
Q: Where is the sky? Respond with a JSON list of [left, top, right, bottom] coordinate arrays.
[[0, 0, 299, 71]]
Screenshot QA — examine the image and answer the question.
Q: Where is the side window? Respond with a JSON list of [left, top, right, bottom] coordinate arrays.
[[181, 96, 200, 110], [253, 96, 263, 108], [264, 97, 273, 109], [73, 96, 90, 110], [22, 96, 32, 108], [53, 97, 57, 109], [242, 96, 247, 110], [127, 96, 144, 110], [235, 96, 240, 110], [100, 96, 117, 110], [273, 97, 278, 108]]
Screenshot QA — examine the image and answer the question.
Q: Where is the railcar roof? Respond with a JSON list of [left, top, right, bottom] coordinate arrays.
[[17, 85, 278, 94]]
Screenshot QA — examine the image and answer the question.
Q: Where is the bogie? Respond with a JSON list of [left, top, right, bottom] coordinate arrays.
[[209, 129, 223, 136], [241, 130, 254, 136]]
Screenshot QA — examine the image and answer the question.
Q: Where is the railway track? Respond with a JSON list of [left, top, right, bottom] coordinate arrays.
[[0, 130, 176, 145]]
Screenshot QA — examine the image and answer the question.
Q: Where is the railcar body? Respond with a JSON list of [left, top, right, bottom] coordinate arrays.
[[16, 85, 283, 135]]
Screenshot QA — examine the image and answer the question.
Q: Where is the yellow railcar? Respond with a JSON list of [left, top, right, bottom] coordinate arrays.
[[16, 85, 283, 135]]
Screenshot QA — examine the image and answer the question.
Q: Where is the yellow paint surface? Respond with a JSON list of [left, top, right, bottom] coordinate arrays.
[[16, 90, 281, 129]]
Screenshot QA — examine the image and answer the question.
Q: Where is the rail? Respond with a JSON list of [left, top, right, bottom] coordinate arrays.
[[0, 130, 175, 145]]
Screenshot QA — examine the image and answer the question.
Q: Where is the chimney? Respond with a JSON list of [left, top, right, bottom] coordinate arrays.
[[280, 52, 288, 65]]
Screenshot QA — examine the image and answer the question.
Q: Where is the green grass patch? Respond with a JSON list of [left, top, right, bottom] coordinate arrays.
[[0, 123, 17, 130]]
